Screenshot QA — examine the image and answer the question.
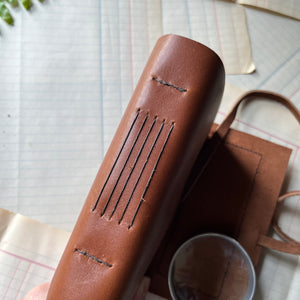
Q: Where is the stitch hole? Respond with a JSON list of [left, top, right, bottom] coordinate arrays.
[[74, 248, 113, 268], [151, 76, 187, 93]]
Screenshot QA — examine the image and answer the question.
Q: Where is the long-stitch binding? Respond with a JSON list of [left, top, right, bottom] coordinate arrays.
[[129, 122, 175, 228], [92, 109, 140, 211]]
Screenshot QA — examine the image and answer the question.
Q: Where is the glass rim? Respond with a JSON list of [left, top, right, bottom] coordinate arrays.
[[168, 232, 256, 300]]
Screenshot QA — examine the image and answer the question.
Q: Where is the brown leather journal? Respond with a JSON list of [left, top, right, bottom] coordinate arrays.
[[47, 34, 225, 300]]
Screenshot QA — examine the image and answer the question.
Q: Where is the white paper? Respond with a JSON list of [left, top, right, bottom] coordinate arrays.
[[162, 0, 255, 74], [237, 0, 300, 20], [0, 0, 162, 232], [0, 208, 70, 299]]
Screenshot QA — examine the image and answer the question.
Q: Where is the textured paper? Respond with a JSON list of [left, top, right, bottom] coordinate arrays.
[[162, 0, 255, 74], [237, 0, 300, 20], [0, 0, 162, 232], [0, 208, 70, 299]]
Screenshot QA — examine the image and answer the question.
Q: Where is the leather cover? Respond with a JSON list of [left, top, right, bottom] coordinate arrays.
[[147, 99, 294, 299], [47, 34, 225, 300]]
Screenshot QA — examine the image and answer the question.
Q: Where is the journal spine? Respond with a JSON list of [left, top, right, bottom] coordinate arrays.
[[47, 34, 225, 300]]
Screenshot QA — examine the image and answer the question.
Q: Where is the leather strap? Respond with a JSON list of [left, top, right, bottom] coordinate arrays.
[[278, 190, 300, 202], [216, 90, 300, 138], [257, 235, 300, 255], [272, 191, 300, 247], [258, 190, 300, 254], [216, 90, 300, 255], [257, 191, 300, 255]]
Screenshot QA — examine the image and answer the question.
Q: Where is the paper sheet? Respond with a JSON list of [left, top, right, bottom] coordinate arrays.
[[226, 8, 300, 137], [0, 208, 70, 299], [162, 0, 255, 74], [0, 0, 162, 231], [237, 0, 300, 20], [100, 0, 162, 151]]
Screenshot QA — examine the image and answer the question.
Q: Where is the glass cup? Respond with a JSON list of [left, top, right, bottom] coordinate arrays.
[[168, 233, 256, 300]]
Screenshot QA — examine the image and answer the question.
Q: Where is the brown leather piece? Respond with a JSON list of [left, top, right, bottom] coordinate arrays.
[[47, 35, 225, 300], [148, 93, 296, 299]]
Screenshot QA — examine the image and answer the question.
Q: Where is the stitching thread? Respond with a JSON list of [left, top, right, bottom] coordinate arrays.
[[225, 141, 263, 158], [128, 122, 175, 229], [225, 142, 263, 242], [74, 249, 112, 268], [109, 116, 157, 219], [152, 77, 187, 93], [119, 119, 166, 224], [92, 109, 140, 211], [101, 112, 149, 216]]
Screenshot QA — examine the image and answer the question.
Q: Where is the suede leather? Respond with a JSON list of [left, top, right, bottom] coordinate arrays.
[[47, 35, 225, 300]]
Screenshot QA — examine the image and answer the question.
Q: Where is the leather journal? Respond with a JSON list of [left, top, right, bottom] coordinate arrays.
[[47, 34, 225, 300], [147, 91, 300, 299]]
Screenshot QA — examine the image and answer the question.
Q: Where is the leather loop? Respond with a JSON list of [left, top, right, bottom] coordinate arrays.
[[278, 190, 300, 203], [257, 191, 300, 255], [273, 191, 300, 246], [257, 235, 300, 255], [216, 90, 300, 139]]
